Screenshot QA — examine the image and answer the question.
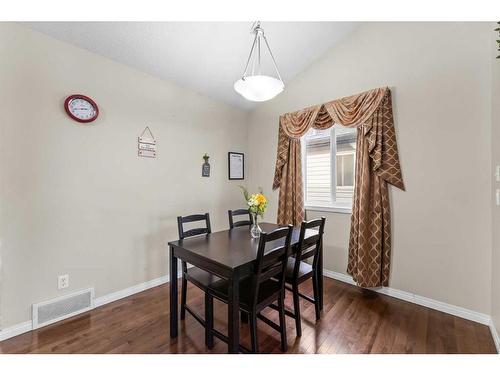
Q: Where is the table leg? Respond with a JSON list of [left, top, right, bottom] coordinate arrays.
[[319, 239, 324, 310], [169, 245, 178, 338], [227, 270, 240, 353]]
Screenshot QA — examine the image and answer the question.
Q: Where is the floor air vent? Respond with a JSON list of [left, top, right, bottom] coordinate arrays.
[[32, 288, 95, 329]]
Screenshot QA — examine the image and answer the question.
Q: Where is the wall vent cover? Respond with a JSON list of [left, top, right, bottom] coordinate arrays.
[[32, 288, 95, 329]]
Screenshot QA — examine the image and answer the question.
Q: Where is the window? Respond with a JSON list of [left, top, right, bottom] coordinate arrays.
[[302, 124, 357, 212]]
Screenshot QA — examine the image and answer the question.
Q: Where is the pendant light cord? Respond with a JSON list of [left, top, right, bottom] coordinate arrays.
[[240, 21, 284, 84], [242, 31, 258, 79], [262, 34, 283, 83]]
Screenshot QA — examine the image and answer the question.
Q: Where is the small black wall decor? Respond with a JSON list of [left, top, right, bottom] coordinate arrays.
[[496, 22, 500, 59], [228, 152, 244, 180], [202, 153, 210, 177]]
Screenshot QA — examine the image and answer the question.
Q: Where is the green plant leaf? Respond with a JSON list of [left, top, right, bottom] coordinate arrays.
[[238, 185, 249, 201], [495, 28, 500, 31]]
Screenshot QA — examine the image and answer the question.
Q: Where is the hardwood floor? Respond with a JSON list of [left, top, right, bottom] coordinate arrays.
[[0, 277, 496, 354]]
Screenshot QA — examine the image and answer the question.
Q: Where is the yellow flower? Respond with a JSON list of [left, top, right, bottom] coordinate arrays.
[[256, 194, 267, 205]]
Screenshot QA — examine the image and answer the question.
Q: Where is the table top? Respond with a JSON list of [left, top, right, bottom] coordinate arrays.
[[168, 222, 316, 271]]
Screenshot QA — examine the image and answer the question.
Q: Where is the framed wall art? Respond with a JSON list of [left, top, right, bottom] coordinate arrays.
[[228, 152, 244, 180]]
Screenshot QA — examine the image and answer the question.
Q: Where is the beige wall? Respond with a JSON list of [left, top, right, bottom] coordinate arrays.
[[248, 22, 493, 314], [491, 25, 500, 338], [0, 23, 249, 328]]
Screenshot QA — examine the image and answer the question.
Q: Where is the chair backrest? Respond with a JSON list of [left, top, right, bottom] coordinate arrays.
[[249, 225, 293, 308], [292, 217, 326, 279], [177, 213, 211, 240], [228, 208, 253, 229]]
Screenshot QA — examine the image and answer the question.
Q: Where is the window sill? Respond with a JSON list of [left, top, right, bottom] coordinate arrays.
[[305, 205, 352, 214]]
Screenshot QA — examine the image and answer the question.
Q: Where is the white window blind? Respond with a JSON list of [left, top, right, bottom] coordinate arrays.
[[303, 124, 357, 211]]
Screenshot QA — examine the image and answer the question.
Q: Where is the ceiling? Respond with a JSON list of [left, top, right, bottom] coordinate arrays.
[[24, 22, 359, 110]]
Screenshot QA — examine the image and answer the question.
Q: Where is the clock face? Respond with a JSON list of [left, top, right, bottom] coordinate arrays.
[[64, 95, 99, 123]]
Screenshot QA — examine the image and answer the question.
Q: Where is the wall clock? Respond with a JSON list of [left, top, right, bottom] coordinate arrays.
[[64, 94, 99, 123]]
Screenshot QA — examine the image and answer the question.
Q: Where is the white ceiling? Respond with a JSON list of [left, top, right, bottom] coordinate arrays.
[[24, 22, 359, 110]]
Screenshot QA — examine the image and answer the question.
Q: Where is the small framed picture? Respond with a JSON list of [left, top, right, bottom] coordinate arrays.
[[228, 152, 244, 180]]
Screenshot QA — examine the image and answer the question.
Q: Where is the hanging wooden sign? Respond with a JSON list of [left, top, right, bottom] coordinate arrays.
[[138, 126, 157, 158], [139, 143, 156, 151], [138, 150, 156, 158]]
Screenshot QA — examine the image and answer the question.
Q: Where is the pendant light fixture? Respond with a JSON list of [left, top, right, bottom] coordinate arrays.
[[234, 22, 284, 102]]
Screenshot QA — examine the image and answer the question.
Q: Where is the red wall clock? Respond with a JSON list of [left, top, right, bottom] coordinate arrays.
[[64, 94, 99, 123]]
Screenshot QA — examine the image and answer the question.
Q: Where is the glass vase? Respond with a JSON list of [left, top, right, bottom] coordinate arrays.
[[250, 213, 262, 238]]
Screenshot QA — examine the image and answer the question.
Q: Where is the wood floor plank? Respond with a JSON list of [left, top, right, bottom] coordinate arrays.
[[0, 277, 496, 354]]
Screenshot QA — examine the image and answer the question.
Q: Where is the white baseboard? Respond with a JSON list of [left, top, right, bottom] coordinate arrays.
[[94, 275, 170, 307], [0, 271, 181, 342], [0, 321, 33, 342], [322, 269, 492, 326], [490, 321, 500, 353], [323, 269, 355, 285]]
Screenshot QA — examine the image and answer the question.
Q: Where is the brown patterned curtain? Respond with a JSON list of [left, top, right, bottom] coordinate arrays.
[[272, 87, 404, 287]]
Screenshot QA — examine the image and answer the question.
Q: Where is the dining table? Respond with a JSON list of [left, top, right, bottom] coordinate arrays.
[[168, 222, 323, 353]]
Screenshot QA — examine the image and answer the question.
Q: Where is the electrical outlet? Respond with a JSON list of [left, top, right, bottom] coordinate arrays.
[[58, 274, 69, 290]]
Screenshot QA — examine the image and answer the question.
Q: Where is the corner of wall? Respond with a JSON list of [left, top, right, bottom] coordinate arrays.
[[490, 21, 500, 344]]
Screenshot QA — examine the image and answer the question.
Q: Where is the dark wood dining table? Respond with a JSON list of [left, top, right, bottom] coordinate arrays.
[[168, 222, 323, 353]]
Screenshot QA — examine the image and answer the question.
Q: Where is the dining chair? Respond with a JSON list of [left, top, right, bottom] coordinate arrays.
[[205, 225, 293, 353], [177, 213, 220, 327], [281, 217, 326, 337], [228, 208, 252, 229]]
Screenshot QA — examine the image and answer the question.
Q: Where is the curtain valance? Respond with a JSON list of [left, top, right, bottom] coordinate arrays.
[[272, 86, 404, 287], [273, 87, 403, 190]]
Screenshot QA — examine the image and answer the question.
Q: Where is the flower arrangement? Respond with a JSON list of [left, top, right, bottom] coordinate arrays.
[[240, 186, 268, 217], [239, 186, 267, 238]]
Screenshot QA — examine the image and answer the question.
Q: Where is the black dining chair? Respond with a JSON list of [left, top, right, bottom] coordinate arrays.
[[205, 225, 293, 353], [228, 208, 253, 229], [177, 213, 220, 327], [281, 217, 326, 337]]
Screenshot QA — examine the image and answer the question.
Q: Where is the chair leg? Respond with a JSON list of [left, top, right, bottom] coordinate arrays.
[[241, 311, 249, 324], [292, 283, 302, 336], [278, 293, 288, 352], [205, 293, 214, 349], [180, 275, 187, 320], [312, 274, 321, 321], [249, 312, 258, 353]]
